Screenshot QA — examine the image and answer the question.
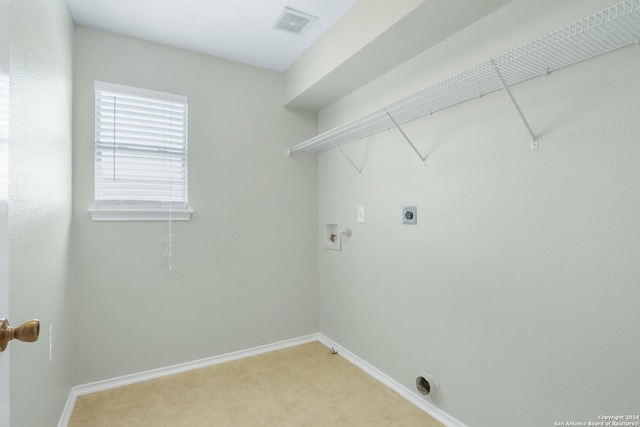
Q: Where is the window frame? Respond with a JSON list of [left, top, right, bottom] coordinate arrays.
[[89, 81, 192, 222]]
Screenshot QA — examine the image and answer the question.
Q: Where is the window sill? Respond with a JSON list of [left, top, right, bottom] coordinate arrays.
[[88, 209, 193, 222]]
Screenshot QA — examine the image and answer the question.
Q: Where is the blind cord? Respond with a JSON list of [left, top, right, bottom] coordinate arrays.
[[163, 100, 174, 271], [112, 94, 116, 182], [163, 216, 173, 271]]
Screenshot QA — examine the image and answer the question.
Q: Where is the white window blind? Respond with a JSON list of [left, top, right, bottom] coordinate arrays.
[[92, 81, 191, 221]]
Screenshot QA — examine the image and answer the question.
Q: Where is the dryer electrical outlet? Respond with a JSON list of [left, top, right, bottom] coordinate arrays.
[[402, 206, 417, 225]]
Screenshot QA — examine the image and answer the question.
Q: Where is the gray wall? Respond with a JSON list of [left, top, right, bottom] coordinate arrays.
[[8, 0, 74, 425], [71, 26, 319, 384], [317, 0, 640, 426]]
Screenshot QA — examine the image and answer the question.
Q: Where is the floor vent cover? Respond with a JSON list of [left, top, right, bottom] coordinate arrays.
[[273, 7, 318, 35]]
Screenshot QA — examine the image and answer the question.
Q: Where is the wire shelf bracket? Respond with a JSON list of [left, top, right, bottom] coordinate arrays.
[[385, 109, 428, 167], [330, 135, 363, 173], [287, 0, 640, 159], [493, 62, 539, 150]]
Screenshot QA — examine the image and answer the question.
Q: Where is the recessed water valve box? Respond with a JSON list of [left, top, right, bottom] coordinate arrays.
[[402, 206, 417, 225], [324, 223, 341, 250]]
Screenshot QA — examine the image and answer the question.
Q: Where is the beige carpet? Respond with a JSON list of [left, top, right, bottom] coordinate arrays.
[[68, 341, 444, 427]]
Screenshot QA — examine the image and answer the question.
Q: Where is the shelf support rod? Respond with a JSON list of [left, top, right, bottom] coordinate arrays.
[[493, 63, 538, 150], [329, 136, 362, 174], [385, 110, 427, 168]]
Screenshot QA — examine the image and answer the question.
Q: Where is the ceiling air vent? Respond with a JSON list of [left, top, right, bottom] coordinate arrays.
[[273, 7, 318, 35]]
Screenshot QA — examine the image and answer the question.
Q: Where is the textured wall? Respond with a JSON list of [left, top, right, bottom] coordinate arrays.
[[71, 26, 319, 384], [8, 0, 74, 425], [0, 0, 9, 423], [317, 0, 640, 426]]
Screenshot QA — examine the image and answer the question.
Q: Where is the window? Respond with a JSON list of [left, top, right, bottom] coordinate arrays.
[[89, 81, 192, 221]]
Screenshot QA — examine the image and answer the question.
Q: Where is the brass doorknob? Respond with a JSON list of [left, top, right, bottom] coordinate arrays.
[[0, 318, 40, 352]]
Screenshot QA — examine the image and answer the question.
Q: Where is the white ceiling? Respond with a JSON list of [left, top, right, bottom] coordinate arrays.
[[65, 0, 357, 72]]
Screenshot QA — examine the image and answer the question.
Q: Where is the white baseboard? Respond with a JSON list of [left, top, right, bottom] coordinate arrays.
[[57, 333, 318, 427], [58, 393, 76, 427], [59, 332, 465, 427], [317, 334, 468, 427]]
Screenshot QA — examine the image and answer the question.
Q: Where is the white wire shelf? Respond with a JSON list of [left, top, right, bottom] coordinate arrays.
[[288, 0, 640, 155]]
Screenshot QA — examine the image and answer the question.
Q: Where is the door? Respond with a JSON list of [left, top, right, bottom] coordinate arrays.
[[0, 0, 10, 424]]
